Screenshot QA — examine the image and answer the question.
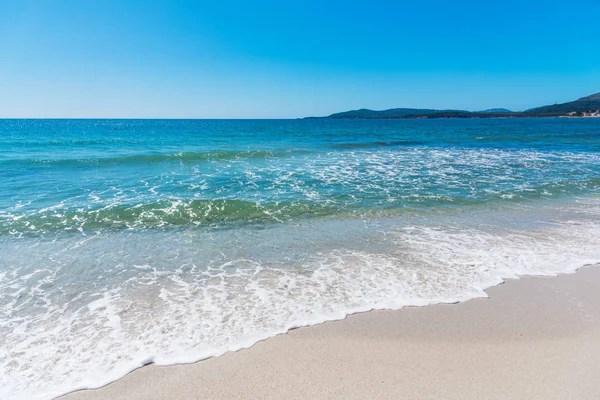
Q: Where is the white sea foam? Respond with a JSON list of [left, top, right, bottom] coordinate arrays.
[[3, 147, 599, 237], [0, 198, 599, 399]]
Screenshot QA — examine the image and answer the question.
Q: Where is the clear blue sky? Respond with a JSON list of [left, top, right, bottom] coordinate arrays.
[[1, 0, 599, 118]]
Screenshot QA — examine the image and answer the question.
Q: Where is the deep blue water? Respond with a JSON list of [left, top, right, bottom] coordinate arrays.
[[1, 118, 600, 399]]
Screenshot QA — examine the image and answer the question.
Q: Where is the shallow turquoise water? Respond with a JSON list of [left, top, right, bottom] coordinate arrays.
[[1, 118, 600, 399], [1, 118, 599, 235]]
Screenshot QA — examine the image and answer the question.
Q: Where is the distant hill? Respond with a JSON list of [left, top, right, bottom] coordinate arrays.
[[317, 92, 600, 119], [478, 108, 512, 113], [524, 92, 600, 116], [328, 108, 468, 118], [578, 92, 600, 101], [325, 108, 513, 119]]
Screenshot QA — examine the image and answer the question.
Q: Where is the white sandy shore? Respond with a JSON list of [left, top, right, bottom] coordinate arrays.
[[63, 265, 600, 400]]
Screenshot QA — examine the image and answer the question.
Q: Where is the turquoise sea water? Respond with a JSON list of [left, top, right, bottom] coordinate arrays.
[[1, 118, 600, 399]]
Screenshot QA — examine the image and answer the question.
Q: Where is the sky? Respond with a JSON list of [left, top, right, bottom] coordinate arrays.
[[1, 0, 599, 118]]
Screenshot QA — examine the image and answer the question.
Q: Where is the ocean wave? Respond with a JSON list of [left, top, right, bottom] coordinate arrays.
[[1, 199, 599, 399], [0, 199, 335, 236], [3, 171, 600, 237], [329, 140, 426, 149], [0, 149, 300, 167]]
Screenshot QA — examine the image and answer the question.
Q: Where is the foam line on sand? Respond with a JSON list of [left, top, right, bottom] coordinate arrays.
[[63, 265, 600, 400]]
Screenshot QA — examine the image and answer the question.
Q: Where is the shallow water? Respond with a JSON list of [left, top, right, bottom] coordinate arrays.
[[1, 118, 599, 399]]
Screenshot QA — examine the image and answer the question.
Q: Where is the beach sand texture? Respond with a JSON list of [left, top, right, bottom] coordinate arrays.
[[64, 265, 600, 400]]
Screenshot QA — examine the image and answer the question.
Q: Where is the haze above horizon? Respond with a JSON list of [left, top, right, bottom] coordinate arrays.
[[2, 0, 599, 119]]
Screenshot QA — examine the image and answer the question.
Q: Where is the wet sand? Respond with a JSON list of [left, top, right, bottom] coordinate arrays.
[[64, 265, 600, 400]]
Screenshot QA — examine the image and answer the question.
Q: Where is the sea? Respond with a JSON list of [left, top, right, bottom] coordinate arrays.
[[1, 118, 599, 399]]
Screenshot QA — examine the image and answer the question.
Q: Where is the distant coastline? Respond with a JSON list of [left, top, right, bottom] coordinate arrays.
[[309, 91, 600, 119]]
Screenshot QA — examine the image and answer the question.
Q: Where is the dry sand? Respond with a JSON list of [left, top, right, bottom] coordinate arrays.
[[63, 265, 600, 400]]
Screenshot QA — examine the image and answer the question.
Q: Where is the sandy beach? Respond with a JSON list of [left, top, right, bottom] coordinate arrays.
[[62, 264, 600, 400]]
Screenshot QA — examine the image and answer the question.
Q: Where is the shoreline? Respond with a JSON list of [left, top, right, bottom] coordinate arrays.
[[63, 264, 600, 400]]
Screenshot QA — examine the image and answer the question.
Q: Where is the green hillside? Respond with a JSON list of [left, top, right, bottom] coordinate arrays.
[[319, 92, 600, 119], [525, 92, 600, 116]]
